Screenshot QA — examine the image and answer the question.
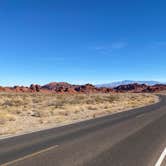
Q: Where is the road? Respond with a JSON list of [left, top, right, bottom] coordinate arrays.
[[0, 95, 166, 166]]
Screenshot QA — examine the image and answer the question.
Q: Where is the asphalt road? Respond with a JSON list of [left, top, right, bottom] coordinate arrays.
[[1, 95, 166, 166]]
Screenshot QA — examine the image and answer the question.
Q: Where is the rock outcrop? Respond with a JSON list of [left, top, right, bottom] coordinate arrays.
[[143, 84, 166, 92]]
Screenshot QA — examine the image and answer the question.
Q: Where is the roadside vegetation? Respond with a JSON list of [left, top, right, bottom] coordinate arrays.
[[0, 92, 158, 136]]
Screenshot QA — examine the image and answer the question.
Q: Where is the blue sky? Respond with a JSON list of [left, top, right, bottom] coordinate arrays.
[[0, 0, 166, 86]]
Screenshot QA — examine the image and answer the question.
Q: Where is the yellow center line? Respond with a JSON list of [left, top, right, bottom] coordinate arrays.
[[0, 145, 59, 166]]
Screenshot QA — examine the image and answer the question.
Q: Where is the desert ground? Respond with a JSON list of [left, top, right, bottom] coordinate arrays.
[[0, 92, 158, 137]]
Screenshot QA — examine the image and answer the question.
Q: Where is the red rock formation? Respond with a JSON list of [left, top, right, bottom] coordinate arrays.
[[74, 84, 98, 93], [41, 82, 77, 93], [30, 84, 41, 92], [0, 82, 165, 94], [99, 87, 115, 93], [114, 83, 166, 93], [13, 86, 30, 92], [143, 84, 166, 92]]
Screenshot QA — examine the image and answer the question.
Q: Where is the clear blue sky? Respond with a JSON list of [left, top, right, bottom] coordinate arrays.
[[0, 0, 166, 86]]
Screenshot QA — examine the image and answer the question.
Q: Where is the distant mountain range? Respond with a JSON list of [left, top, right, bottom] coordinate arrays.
[[95, 80, 162, 88]]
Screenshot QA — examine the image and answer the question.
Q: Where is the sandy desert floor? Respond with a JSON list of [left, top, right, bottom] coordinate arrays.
[[0, 92, 158, 137]]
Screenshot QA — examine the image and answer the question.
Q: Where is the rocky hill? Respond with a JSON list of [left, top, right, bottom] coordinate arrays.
[[114, 83, 148, 92], [114, 83, 166, 93]]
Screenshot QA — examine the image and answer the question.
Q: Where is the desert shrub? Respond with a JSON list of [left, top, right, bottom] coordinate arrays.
[[87, 105, 98, 110], [105, 94, 120, 103], [2, 100, 13, 107], [53, 101, 66, 108], [0, 112, 15, 124], [94, 95, 105, 103]]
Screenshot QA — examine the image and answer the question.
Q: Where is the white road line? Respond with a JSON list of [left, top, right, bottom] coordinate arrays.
[[0, 145, 59, 166], [155, 147, 166, 166]]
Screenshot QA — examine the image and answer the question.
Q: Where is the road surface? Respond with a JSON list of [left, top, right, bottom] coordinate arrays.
[[0, 95, 166, 166]]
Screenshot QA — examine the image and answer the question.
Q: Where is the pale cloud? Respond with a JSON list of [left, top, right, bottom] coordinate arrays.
[[95, 42, 128, 55], [94, 46, 106, 50], [151, 41, 166, 48], [111, 42, 128, 49], [94, 41, 128, 55]]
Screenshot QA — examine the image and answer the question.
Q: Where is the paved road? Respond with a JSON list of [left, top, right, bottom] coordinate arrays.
[[1, 95, 166, 166]]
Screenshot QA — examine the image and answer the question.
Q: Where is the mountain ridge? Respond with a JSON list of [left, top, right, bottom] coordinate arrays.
[[95, 80, 162, 88]]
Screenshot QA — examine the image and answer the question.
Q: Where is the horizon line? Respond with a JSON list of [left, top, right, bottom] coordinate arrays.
[[0, 79, 165, 87]]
